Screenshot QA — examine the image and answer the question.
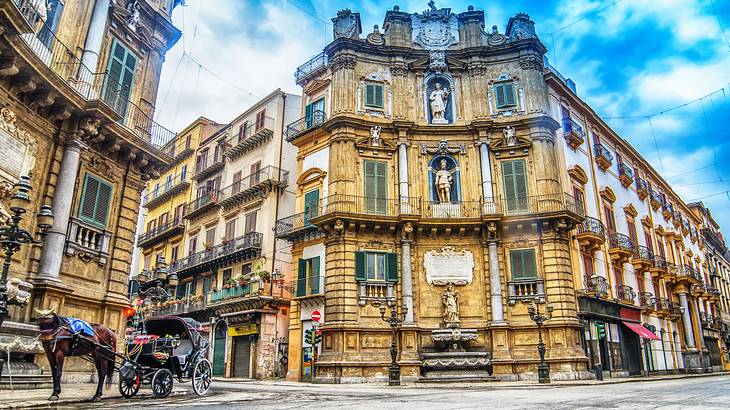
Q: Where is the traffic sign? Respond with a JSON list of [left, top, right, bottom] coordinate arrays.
[[311, 310, 321, 322]]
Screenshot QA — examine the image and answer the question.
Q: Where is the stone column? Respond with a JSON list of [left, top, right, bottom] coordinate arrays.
[[678, 293, 695, 349], [401, 238, 414, 323], [479, 142, 493, 198], [37, 139, 84, 281], [398, 142, 409, 214], [488, 241, 504, 324], [79, 0, 110, 98], [693, 298, 706, 349]]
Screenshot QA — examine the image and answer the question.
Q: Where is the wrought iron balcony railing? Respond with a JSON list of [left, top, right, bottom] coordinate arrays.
[[650, 189, 665, 209], [562, 118, 586, 149], [608, 232, 633, 252], [639, 291, 655, 308], [224, 116, 276, 161], [182, 189, 219, 220], [218, 166, 289, 208], [593, 143, 613, 170], [317, 194, 422, 218], [142, 172, 190, 209], [636, 177, 649, 198], [580, 275, 609, 298], [193, 148, 225, 180], [286, 110, 327, 141], [169, 232, 263, 275], [577, 216, 606, 238], [295, 51, 328, 83], [616, 284, 636, 304], [274, 210, 319, 238], [137, 216, 185, 248], [652, 255, 668, 271], [160, 133, 194, 160], [632, 244, 654, 262]]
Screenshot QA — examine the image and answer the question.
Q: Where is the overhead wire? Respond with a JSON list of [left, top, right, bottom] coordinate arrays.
[[709, 0, 730, 53]]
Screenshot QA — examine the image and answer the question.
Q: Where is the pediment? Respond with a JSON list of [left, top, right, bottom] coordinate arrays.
[[623, 203, 638, 218], [297, 167, 327, 187], [356, 135, 396, 158], [641, 216, 652, 228], [567, 165, 589, 185], [600, 187, 616, 203], [303, 79, 331, 95]]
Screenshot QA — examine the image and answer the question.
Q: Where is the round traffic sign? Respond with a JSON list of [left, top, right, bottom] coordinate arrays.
[[311, 310, 321, 322]]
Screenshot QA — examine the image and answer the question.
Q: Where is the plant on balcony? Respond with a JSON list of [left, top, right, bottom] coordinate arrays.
[[225, 278, 237, 288], [234, 273, 249, 286], [204, 242, 213, 250]]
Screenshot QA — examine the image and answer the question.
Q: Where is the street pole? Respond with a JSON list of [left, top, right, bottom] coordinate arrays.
[[379, 303, 407, 386], [525, 300, 553, 384]]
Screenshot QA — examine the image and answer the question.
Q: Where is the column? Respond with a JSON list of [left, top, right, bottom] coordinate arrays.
[[37, 139, 84, 281], [479, 142, 495, 214], [80, 0, 110, 72], [693, 298, 706, 349], [398, 142, 409, 212], [489, 241, 504, 324], [678, 293, 695, 349], [401, 239, 413, 323]]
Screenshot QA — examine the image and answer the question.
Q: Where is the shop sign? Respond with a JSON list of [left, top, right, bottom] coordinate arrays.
[[228, 323, 257, 336]]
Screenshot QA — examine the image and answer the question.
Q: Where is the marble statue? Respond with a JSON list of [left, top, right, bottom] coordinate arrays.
[[442, 284, 460, 327], [370, 125, 381, 146], [433, 159, 453, 203], [503, 126, 517, 146], [429, 83, 449, 124], [127, 0, 140, 31]]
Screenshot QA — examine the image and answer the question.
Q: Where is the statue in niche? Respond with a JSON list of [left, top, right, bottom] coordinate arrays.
[[433, 159, 453, 203], [442, 284, 460, 328], [429, 82, 449, 124], [503, 126, 517, 146], [126, 0, 140, 31], [369, 125, 381, 146]]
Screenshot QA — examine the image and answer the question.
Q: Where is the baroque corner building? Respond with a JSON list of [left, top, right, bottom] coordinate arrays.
[[0, 0, 181, 375], [277, 5, 589, 383]]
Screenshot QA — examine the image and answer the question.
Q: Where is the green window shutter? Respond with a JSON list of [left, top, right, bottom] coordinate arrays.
[[304, 102, 314, 128], [355, 251, 366, 281], [364, 161, 387, 214], [79, 174, 113, 228], [504, 83, 515, 106], [310, 256, 320, 294], [365, 84, 374, 107], [511, 249, 537, 280], [296, 259, 307, 297], [524, 249, 537, 278], [495, 84, 506, 108], [374, 84, 384, 108], [94, 181, 112, 226], [502, 160, 528, 213], [103, 39, 137, 118], [386, 253, 398, 283]]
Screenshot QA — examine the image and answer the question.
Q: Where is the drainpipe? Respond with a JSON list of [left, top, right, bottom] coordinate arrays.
[[270, 92, 287, 296]]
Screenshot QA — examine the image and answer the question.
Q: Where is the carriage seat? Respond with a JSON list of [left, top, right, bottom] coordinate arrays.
[[174, 339, 194, 368]]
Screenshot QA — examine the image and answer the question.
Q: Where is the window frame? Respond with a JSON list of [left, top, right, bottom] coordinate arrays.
[[494, 81, 517, 109], [78, 173, 113, 228], [509, 248, 538, 280], [364, 82, 385, 110]]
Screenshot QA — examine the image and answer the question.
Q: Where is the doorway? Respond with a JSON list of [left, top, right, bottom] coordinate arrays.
[[233, 336, 252, 378], [212, 322, 227, 376]]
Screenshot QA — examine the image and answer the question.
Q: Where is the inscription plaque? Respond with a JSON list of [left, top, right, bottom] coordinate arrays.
[[424, 247, 474, 285]]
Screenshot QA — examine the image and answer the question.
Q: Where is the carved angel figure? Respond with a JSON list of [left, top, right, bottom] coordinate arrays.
[[503, 126, 517, 146]]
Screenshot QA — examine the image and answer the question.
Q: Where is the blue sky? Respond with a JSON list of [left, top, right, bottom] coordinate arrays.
[[155, 0, 730, 233]]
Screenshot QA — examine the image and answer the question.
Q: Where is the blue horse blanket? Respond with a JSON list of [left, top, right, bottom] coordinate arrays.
[[67, 318, 94, 337]]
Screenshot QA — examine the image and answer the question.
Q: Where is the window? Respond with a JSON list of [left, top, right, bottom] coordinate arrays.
[[188, 236, 197, 254], [244, 211, 257, 234], [250, 161, 261, 185], [147, 220, 156, 232], [38, 0, 64, 48], [296, 257, 320, 296], [196, 149, 209, 172], [354, 252, 398, 283], [573, 186, 586, 215], [143, 254, 151, 270], [174, 204, 184, 223], [509, 249, 537, 280], [494, 82, 516, 109], [205, 228, 216, 247], [364, 82, 384, 109], [158, 212, 168, 227], [255, 110, 266, 130], [581, 253, 594, 287], [242, 264, 252, 275], [165, 175, 172, 191], [560, 105, 570, 120], [170, 244, 179, 263], [78, 174, 113, 228], [627, 219, 638, 245], [305, 98, 325, 128], [225, 219, 236, 241], [102, 38, 137, 118], [232, 171, 242, 194], [502, 160, 528, 213], [364, 160, 387, 214], [180, 164, 188, 181], [303, 189, 319, 225], [238, 122, 248, 142], [604, 205, 616, 232], [222, 268, 232, 286]]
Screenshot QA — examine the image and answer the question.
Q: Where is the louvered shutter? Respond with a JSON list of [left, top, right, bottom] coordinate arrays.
[[297, 259, 307, 297], [523, 249, 537, 278], [386, 253, 398, 283], [502, 160, 527, 213], [495, 84, 506, 108], [79, 176, 100, 221], [310, 256, 320, 294], [354, 251, 366, 281], [374, 84, 384, 108], [504, 83, 515, 106]]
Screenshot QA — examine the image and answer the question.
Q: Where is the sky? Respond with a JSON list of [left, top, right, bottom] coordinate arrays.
[[153, 0, 730, 233]]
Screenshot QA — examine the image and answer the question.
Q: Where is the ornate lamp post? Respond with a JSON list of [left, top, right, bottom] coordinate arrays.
[[525, 300, 553, 384], [378, 303, 408, 386], [0, 176, 53, 328]]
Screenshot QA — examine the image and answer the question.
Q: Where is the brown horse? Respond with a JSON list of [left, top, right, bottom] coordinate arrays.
[[35, 308, 117, 401]]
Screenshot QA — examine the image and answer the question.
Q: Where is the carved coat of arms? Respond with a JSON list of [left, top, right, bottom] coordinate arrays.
[[411, 6, 459, 50]]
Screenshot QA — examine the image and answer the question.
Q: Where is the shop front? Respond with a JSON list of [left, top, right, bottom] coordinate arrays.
[[578, 296, 660, 377]]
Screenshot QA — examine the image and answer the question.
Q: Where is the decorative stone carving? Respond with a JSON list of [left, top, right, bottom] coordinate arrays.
[[487, 25, 507, 46], [366, 25, 384, 46], [507, 12, 537, 40], [6, 277, 33, 306], [126, 0, 140, 31], [467, 62, 487, 76], [77, 116, 102, 140], [332, 9, 361, 40], [420, 139, 466, 155], [88, 154, 116, 180], [0, 107, 37, 184], [424, 247, 474, 286], [442, 283, 460, 327], [428, 50, 448, 73], [389, 64, 408, 77], [333, 219, 345, 237], [519, 56, 543, 70], [369, 126, 381, 146], [401, 221, 413, 241], [329, 55, 356, 71], [411, 2, 459, 50], [486, 222, 498, 241], [0, 335, 43, 354], [503, 126, 517, 146]]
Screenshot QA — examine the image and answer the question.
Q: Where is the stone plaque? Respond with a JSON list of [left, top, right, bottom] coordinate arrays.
[[424, 247, 474, 285], [0, 107, 37, 184]]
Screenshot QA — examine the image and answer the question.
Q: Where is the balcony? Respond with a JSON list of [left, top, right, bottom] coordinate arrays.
[[562, 118, 586, 150], [639, 291, 656, 312], [593, 143, 613, 171], [160, 134, 194, 166], [423, 200, 483, 219], [182, 190, 219, 220], [576, 216, 606, 252], [655, 298, 672, 318], [274, 211, 321, 242], [700, 312, 720, 330], [615, 285, 636, 305], [223, 116, 276, 161], [64, 217, 112, 266], [170, 232, 263, 276], [650, 189, 664, 212], [631, 245, 654, 272], [295, 51, 328, 84], [681, 219, 690, 236], [147, 295, 208, 318], [636, 177, 649, 200], [218, 166, 289, 210], [286, 110, 326, 141], [142, 173, 190, 210], [137, 217, 185, 249], [672, 210, 682, 229], [210, 282, 257, 304], [702, 227, 728, 253], [607, 232, 633, 262], [8, 0, 176, 149], [495, 192, 584, 222], [618, 163, 634, 189], [674, 265, 703, 284], [661, 202, 673, 221], [313, 194, 422, 223], [649, 255, 669, 279], [507, 278, 545, 305], [578, 275, 609, 299], [357, 281, 395, 306], [295, 275, 324, 298], [192, 150, 225, 181]]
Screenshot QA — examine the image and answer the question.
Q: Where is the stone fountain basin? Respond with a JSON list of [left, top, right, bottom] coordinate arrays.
[[431, 328, 478, 343]]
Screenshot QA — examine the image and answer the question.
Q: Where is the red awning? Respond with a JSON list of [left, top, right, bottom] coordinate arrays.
[[622, 321, 660, 340]]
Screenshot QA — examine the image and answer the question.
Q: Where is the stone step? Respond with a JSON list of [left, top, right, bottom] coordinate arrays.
[[0, 374, 54, 390], [417, 375, 499, 383]]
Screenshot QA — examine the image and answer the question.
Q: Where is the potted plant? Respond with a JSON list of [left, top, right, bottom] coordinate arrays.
[[235, 274, 248, 286]]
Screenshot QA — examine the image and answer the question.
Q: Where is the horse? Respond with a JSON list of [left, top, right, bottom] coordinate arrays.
[[35, 307, 117, 401]]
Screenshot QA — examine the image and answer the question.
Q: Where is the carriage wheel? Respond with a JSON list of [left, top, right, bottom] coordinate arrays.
[[151, 368, 174, 399], [192, 358, 212, 396], [118, 373, 141, 399]]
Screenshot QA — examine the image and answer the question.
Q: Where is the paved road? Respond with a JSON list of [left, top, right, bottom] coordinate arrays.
[[80, 375, 730, 409]]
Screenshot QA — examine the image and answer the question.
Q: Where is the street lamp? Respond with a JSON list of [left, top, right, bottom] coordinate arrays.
[[0, 176, 54, 328], [524, 299, 553, 384], [378, 302, 407, 386]]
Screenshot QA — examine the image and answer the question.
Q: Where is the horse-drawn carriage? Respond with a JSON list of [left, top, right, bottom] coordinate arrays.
[[118, 316, 212, 398]]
